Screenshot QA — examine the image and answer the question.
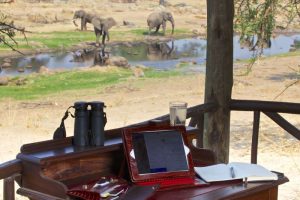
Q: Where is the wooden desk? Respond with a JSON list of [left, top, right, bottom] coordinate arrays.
[[153, 178, 288, 200], [10, 127, 287, 200]]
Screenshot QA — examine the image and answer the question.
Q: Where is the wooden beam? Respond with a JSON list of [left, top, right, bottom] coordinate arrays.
[[4, 176, 15, 200], [264, 112, 300, 140], [196, 114, 204, 148], [189, 117, 197, 127], [17, 187, 65, 200], [189, 114, 205, 148], [204, 0, 234, 163], [186, 103, 217, 118], [0, 159, 22, 180], [150, 102, 217, 121], [105, 102, 217, 139], [230, 99, 300, 114], [251, 111, 260, 164], [189, 146, 216, 166]]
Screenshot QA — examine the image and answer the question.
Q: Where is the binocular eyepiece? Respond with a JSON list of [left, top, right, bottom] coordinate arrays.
[[73, 101, 107, 147]]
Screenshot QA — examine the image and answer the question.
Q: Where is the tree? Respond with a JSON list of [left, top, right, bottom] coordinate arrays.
[[0, 12, 27, 54], [235, 0, 300, 52], [203, 0, 299, 163], [203, 0, 234, 163]]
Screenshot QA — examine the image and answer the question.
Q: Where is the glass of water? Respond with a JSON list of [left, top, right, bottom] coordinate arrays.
[[169, 101, 188, 126]]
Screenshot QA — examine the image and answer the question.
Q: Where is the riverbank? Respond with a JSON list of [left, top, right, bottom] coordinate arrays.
[[1, 49, 299, 101], [1, 35, 299, 78], [0, 30, 196, 58], [0, 66, 187, 100]]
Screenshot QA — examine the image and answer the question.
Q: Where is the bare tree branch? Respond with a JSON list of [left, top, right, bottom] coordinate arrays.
[[0, 12, 29, 54], [274, 80, 299, 100], [0, 36, 25, 55], [274, 65, 300, 99]]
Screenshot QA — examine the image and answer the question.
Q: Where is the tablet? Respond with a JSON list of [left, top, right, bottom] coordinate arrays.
[[122, 125, 195, 184]]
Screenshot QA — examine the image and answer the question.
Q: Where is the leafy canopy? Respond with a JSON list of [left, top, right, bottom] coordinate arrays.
[[235, 0, 300, 51]]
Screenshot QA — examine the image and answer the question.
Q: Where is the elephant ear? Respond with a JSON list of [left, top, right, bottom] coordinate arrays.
[[106, 17, 117, 29], [162, 11, 168, 21], [92, 17, 103, 30], [162, 11, 171, 21], [73, 11, 79, 19], [78, 11, 84, 18], [75, 10, 85, 18]]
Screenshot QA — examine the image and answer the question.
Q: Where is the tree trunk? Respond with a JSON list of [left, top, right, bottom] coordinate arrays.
[[203, 0, 234, 163]]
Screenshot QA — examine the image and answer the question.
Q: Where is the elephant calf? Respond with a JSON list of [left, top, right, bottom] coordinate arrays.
[[91, 17, 117, 46], [73, 10, 95, 31], [147, 11, 174, 35]]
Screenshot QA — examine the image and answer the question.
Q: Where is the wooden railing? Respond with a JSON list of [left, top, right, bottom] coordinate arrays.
[[229, 99, 300, 164], [0, 99, 299, 200], [174, 99, 300, 164], [0, 159, 22, 200]]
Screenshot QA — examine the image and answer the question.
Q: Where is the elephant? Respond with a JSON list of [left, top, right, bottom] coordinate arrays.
[[147, 41, 174, 60], [94, 47, 109, 66], [91, 17, 117, 46], [147, 11, 174, 35], [73, 10, 95, 31], [72, 48, 95, 62], [70, 47, 109, 65]]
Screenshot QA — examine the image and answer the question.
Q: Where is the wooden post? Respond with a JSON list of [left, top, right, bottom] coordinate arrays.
[[196, 114, 204, 148], [203, 0, 234, 163], [251, 111, 260, 164], [4, 176, 15, 200], [188, 115, 204, 148]]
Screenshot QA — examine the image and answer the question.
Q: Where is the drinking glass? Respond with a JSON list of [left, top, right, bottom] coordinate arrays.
[[169, 101, 188, 126]]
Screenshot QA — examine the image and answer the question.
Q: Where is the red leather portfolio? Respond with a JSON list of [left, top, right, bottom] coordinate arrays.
[[122, 124, 207, 190]]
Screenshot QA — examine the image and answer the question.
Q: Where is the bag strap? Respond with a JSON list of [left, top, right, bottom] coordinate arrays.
[[53, 106, 74, 140], [103, 112, 107, 126]]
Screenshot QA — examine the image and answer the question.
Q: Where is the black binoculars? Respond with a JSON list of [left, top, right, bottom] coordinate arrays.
[[73, 101, 107, 147]]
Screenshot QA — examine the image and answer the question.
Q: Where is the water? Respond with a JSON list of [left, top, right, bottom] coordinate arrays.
[[0, 50, 96, 76], [0, 34, 299, 76], [233, 34, 300, 59]]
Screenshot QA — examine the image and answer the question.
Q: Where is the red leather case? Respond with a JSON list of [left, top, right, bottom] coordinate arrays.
[[67, 190, 100, 200], [67, 177, 128, 200], [122, 125, 199, 190]]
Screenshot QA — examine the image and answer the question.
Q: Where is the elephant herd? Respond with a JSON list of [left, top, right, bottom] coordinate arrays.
[[72, 9, 175, 46]]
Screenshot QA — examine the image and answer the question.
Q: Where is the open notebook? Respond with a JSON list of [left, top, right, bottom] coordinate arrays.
[[194, 162, 278, 182]]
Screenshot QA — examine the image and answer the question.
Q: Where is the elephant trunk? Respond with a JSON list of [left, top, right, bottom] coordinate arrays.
[[72, 14, 78, 26], [73, 13, 79, 20], [73, 19, 78, 27]]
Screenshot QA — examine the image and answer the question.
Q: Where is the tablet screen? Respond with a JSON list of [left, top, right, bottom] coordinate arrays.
[[132, 130, 189, 175]]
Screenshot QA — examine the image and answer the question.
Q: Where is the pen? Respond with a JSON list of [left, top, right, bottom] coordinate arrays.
[[230, 167, 235, 178]]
